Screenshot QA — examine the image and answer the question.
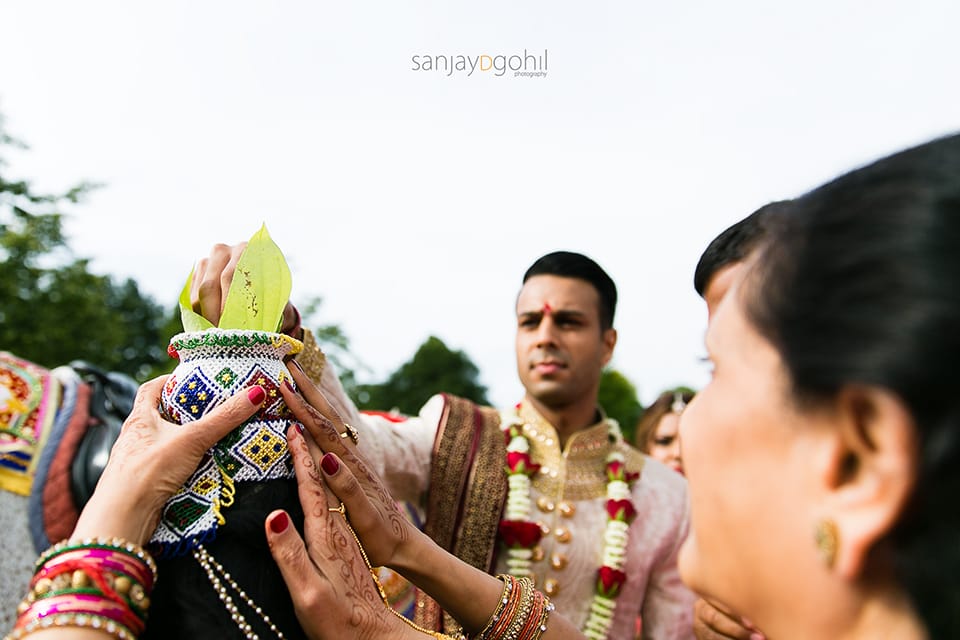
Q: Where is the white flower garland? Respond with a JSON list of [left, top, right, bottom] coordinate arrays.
[[503, 415, 536, 576], [583, 450, 633, 640], [499, 412, 636, 640]]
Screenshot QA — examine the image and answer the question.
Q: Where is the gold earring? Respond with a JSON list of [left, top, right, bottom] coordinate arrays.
[[814, 519, 839, 568]]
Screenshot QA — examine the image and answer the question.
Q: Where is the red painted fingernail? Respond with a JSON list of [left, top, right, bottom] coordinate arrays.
[[294, 422, 304, 433], [269, 511, 289, 534], [320, 453, 339, 475], [248, 386, 266, 405]]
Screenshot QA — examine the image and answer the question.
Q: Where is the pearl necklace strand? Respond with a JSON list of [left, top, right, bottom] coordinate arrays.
[[193, 544, 286, 639]]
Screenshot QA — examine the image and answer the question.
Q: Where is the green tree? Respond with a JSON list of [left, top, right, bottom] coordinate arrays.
[[298, 294, 368, 399], [598, 368, 643, 444], [0, 115, 169, 380], [355, 335, 490, 414]]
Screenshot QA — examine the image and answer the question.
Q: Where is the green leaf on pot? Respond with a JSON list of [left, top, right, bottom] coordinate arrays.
[[219, 223, 292, 331], [178, 266, 215, 332]]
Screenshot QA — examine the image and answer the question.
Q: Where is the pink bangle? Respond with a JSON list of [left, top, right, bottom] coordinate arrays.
[[15, 593, 143, 637]]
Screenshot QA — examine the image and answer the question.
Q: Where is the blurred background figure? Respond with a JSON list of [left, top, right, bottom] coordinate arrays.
[[635, 390, 694, 475]]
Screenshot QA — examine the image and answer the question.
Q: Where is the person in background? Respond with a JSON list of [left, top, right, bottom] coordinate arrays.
[[634, 390, 693, 476]]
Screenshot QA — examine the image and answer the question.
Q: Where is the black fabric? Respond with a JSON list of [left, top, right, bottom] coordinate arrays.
[[143, 479, 308, 639], [68, 360, 138, 508]]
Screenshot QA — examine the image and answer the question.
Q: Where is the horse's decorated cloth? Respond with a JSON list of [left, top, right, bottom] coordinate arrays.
[[0, 352, 61, 496]]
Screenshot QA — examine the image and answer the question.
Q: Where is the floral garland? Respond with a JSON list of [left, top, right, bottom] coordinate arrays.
[[498, 412, 639, 640]]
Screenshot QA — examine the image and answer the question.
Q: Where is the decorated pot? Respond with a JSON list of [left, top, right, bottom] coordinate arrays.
[[152, 328, 303, 557]]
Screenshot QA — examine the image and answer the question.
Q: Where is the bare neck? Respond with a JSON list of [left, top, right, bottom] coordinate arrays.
[[766, 575, 926, 640]]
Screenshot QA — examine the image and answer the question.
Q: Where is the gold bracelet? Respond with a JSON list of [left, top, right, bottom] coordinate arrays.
[[5, 612, 137, 640], [337, 512, 462, 640], [294, 329, 326, 384]]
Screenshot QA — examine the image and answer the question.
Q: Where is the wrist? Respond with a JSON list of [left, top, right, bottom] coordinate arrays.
[[72, 489, 159, 546], [389, 526, 439, 581]]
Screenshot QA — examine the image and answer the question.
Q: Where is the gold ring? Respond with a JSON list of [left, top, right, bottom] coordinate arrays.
[[328, 502, 346, 515], [340, 422, 359, 445]]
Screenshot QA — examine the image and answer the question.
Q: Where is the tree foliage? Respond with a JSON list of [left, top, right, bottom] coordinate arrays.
[[297, 295, 367, 399], [354, 335, 490, 415], [598, 368, 644, 444], [0, 116, 170, 380]]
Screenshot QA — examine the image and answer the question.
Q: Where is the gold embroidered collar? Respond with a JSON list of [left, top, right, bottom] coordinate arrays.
[[515, 401, 644, 501]]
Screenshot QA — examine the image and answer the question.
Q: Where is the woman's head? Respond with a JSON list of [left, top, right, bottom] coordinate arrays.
[[679, 133, 960, 637], [635, 390, 693, 474]]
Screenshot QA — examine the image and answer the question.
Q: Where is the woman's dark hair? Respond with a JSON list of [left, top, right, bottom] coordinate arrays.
[[634, 389, 695, 453], [745, 132, 960, 635], [692, 200, 792, 297]]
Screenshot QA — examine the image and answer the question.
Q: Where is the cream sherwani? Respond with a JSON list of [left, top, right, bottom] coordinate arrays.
[[496, 406, 695, 639]]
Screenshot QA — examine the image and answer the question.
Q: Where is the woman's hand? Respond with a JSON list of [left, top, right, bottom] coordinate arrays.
[[280, 362, 416, 570], [693, 597, 766, 640], [265, 425, 418, 640], [275, 366, 587, 640], [71, 377, 264, 545]]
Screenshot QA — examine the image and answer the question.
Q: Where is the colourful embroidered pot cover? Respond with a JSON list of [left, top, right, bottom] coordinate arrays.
[[152, 329, 303, 557]]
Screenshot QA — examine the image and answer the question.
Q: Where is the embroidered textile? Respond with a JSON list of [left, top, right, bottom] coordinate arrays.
[[0, 352, 61, 496], [414, 395, 506, 634]]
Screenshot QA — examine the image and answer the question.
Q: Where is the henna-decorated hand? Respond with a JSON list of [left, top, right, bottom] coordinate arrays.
[[265, 425, 418, 640], [280, 362, 416, 571]]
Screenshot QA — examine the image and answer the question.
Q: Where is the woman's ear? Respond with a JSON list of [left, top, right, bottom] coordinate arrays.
[[818, 386, 919, 580]]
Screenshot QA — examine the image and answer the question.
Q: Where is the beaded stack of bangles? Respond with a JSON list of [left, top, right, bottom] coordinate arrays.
[[5, 537, 157, 640], [473, 574, 554, 640]]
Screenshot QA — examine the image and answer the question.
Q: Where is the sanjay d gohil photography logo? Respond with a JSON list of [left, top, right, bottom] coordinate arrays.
[[410, 48, 548, 78]]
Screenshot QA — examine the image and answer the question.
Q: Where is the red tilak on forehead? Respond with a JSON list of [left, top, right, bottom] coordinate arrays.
[[541, 302, 553, 315]]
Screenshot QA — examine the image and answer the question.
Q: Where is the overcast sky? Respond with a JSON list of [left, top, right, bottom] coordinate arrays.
[[2, 1, 958, 408]]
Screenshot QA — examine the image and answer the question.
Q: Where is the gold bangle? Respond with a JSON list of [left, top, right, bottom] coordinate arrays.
[[5, 612, 138, 640], [474, 575, 516, 640]]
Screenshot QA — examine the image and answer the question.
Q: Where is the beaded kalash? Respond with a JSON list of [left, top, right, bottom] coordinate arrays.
[[153, 330, 302, 557]]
